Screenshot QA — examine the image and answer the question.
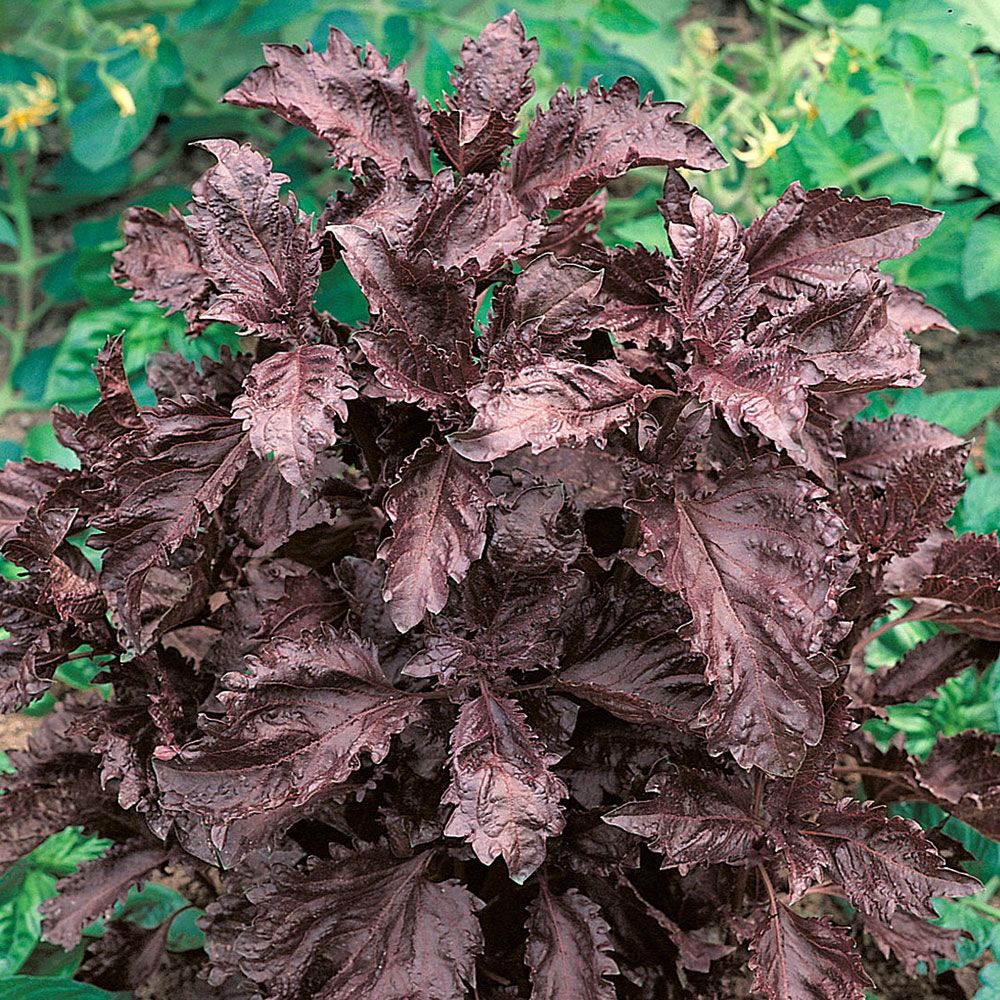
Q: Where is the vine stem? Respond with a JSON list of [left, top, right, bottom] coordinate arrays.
[[0, 149, 42, 419]]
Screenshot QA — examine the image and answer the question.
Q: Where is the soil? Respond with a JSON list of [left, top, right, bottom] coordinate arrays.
[[919, 328, 1000, 391]]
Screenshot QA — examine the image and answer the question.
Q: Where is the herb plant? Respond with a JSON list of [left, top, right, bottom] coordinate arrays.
[[1, 13, 999, 999]]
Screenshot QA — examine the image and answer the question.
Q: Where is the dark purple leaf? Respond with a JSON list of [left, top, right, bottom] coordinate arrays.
[[557, 582, 708, 725], [153, 627, 423, 863], [866, 633, 979, 707], [426, 13, 538, 174], [631, 460, 852, 775], [744, 182, 941, 297], [444, 686, 567, 883], [805, 799, 978, 919], [332, 224, 475, 350], [449, 359, 659, 463], [237, 849, 482, 1000], [749, 905, 871, 1000], [406, 170, 543, 275], [187, 139, 322, 342], [511, 78, 723, 213], [378, 440, 494, 631], [231, 344, 358, 486], [89, 397, 250, 647], [525, 882, 618, 1000], [603, 765, 760, 872], [225, 29, 431, 177], [861, 910, 965, 976], [40, 841, 168, 948], [894, 534, 1000, 639], [112, 206, 212, 323]]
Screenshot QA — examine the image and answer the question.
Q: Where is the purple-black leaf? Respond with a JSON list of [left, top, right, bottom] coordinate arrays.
[[444, 686, 567, 883], [511, 78, 723, 213], [378, 440, 494, 632], [449, 359, 659, 463], [237, 849, 482, 1000], [749, 904, 872, 1000], [225, 29, 432, 177], [153, 627, 423, 864], [525, 882, 618, 1000], [603, 765, 760, 872], [631, 460, 852, 775], [232, 344, 358, 487], [805, 799, 978, 920]]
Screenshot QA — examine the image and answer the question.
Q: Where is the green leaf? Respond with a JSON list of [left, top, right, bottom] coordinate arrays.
[[166, 906, 205, 952], [17, 942, 86, 980], [382, 15, 415, 61], [118, 883, 188, 930], [311, 9, 367, 49], [891, 386, 1000, 435], [10, 346, 55, 404], [0, 978, 129, 999], [241, 0, 315, 34], [28, 828, 111, 878], [176, 0, 240, 30], [985, 421, 1000, 473], [872, 74, 945, 163], [421, 35, 455, 103], [20, 426, 78, 470], [68, 49, 171, 171], [956, 474, 1000, 535], [0, 213, 17, 249], [962, 216, 1000, 301], [0, 867, 56, 977], [42, 303, 185, 407], [595, 0, 657, 34]]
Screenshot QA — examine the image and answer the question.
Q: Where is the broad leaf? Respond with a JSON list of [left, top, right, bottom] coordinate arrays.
[[153, 627, 423, 864], [444, 687, 567, 883], [511, 78, 722, 212], [449, 360, 658, 463], [631, 460, 852, 775], [235, 850, 482, 1000], [744, 183, 940, 297], [604, 765, 760, 872], [805, 800, 978, 919], [232, 344, 358, 486], [525, 884, 618, 1000], [225, 29, 431, 177], [378, 441, 493, 631], [749, 905, 871, 1000], [186, 140, 322, 341]]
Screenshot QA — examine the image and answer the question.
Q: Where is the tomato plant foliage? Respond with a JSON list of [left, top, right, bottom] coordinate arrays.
[[1, 13, 999, 1000]]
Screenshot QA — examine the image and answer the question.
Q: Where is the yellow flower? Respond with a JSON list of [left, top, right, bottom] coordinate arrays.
[[732, 113, 797, 169], [693, 24, 718, 62], [810, 28, 838, 69], [794, 89, 819, 124], [104, 76, 137, 118], [118, 23, 160, 60], [0, 73, 57, 144]]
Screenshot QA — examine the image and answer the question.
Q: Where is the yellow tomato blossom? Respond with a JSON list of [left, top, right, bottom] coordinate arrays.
[[118, 23, 160, 60], [693, 24, 718, 63], [810, 27, 839, 69], [0, 74, 57, 144], [794, 89, 819, 124], [104, 76, 137, 118], [732, 113, 797, 169]]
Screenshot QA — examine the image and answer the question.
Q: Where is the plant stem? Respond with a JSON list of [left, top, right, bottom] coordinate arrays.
[[0, 150, 46, 420]]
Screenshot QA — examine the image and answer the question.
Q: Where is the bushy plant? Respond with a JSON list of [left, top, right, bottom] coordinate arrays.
[[2, 14, 1000, 999]]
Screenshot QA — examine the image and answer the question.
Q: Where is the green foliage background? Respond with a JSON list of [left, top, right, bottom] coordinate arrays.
[[0, 1, 998, 997]]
